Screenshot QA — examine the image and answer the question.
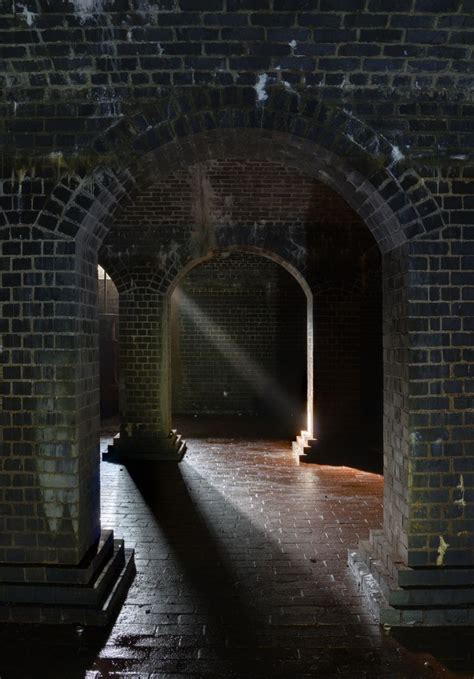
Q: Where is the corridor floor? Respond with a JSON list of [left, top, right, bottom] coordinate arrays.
[[0, 427, 473, 678]]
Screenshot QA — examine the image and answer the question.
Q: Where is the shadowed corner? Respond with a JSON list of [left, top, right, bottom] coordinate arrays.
[[305, 438, 384, 475], [389, 627, 474, 675], [0, 622, 111, 679]]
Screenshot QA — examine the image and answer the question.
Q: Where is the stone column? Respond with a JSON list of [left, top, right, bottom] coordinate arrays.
[[104, 276, 186, 462], [0, 229, 134, 624]]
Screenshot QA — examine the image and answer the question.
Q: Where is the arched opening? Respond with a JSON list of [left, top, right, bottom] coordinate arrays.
[[169, 250, 311, 440], [97, 152, 383, 471], [97, 265, 119, 426], [44, 120, 441, 582]]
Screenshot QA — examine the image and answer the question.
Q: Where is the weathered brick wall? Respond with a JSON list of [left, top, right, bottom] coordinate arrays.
[[171, 254, 307, 432], [0, 227, 100, 565], [404, 227, 474, 567], [118, 158, 364, 228], [2, 0, 474, 174], [383, 242, 411, 563], [381, 225, 474, 567], [118, 283, 168, 436]]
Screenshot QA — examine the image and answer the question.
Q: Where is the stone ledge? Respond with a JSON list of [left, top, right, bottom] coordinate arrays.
[[348, 549, 474, 627], [0, 530, 114, 585], [0, 532, 135, 626]]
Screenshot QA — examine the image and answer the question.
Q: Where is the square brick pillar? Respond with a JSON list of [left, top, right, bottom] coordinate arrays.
[[349, 230, 474, 626], [104, 280, 186, 462], [0, 230, 134, 624]]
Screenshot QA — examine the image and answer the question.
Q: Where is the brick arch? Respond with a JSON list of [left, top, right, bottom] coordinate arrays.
[[165, 245, 314, 438], [165, 245, 312, 300], [139, 215, 325, 296], [98, 252, 134, 295], [36, 89, 444, 254]]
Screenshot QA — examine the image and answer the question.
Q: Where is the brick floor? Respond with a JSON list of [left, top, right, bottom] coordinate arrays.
[[0, 424, 473, 678]]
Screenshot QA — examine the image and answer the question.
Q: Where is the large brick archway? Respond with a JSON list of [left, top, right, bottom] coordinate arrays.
[[1, 108, 472, 626], [38, 94, 444, 251]]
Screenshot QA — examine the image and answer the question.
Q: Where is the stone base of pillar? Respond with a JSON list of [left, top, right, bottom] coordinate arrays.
[[292, 430, 317, 461], [348, 530, 474, 627], [103, 429, 187, 463], [0, 530, 135, 625], [292, 430, 338, 464]]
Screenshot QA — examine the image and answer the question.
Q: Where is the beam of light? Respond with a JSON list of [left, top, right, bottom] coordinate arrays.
[[174, 288, 301, 424]]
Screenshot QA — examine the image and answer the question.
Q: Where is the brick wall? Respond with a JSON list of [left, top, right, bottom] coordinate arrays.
[[118, 159, 363, 228], [3, 0, 474, 173], [0, 228, 100, 565], [171, 253, 307, 433], [169, 251, 383, 442]]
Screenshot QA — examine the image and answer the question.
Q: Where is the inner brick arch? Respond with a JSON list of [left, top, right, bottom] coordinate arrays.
[[37, 92, 445, 253], [101, 154, 381, 455], [166, 245, 315, 439]]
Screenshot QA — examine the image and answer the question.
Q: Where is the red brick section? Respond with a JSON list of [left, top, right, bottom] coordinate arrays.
[[171, 253, 307, 427], [118, 158, 365, 228]]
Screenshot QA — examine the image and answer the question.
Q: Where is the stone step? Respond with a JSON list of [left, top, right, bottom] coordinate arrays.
[[389, 586, 474, 608], [353, 546, 394, 602], [0, 540, 126, 607], [383, 606, 474, 627], [348, 549, 474, 627], [0, 543, 136, 625], [397, 565, 474, 589], [348, 549, 392, 623], [0, 530, 114, 585], [293, 431, 321, 463], [366, 530, 394, 568], [104, 430, 187, 462]]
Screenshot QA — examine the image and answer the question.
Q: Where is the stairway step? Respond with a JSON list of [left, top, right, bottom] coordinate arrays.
[[0, 543, 136, 626], [389, 586, 474, 608], [0, 540, 126, 607]]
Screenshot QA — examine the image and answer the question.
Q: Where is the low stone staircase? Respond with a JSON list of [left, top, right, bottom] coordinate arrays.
[[292, 430, 319, 462], [0, 530, 135, 625], [349, 529, 474, 626], [104, 429, 187, 462]]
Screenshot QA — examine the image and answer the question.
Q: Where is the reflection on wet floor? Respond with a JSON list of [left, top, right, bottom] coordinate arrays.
[[0, 418, 473, 678]]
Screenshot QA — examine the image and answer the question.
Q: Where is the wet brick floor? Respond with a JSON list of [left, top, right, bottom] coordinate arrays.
[[0, 422, 473, 678]]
